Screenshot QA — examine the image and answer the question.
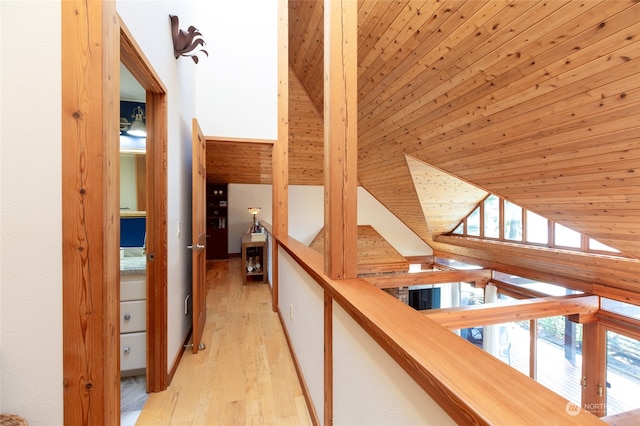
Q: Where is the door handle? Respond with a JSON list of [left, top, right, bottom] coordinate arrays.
[[188, 243, 205, 251]]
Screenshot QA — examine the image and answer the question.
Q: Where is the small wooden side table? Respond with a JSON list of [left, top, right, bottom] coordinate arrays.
[[241, 233, 268, 284]]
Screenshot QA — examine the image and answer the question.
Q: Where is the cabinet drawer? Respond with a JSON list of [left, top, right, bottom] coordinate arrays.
[[120, 273, 146, 301], [120, 300, 146, 333], [120, 332, 146, 371]]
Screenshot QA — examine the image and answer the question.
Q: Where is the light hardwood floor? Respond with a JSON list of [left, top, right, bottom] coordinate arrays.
[[135, 258, 312, 425]]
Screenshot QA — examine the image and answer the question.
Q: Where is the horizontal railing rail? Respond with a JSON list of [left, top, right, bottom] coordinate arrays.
[[275, 234, 605, 425]]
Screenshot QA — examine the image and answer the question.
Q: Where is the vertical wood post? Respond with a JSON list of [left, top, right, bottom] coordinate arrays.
[[529, 319, 537, 379], [582, 322, 606, 417], [323, 0, 358, 280], [62, 0, 120, 423], [273, 0, 290, 311]]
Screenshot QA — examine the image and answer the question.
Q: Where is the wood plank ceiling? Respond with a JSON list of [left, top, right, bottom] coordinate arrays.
[[207, 1, 640, 294], [285, 0, 640, 293]]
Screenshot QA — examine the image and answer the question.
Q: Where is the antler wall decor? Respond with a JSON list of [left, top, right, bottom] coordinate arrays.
[[170, 15, 208, 64]]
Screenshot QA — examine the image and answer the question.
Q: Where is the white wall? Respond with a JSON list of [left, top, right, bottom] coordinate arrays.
[[278, 250, 455, 425], [117, 0, 198, 373], [195, 0, 278, 139], [228, 184, 273, 254], [0, 2, 63, 423], [116, 0, 279, 362], [279, 249, 326, 425], [0, 1, 203, 421], [227, 184, 432, 257], [333, 303, 455, 425], [358, 188, 433, 257]]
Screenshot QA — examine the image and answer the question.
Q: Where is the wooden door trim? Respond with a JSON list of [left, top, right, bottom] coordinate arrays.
[[62, 1, 120, 423], [119, 17, 169, 393]]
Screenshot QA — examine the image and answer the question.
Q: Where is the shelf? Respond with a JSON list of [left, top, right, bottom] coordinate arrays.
[[241, 233, 268, 285], [206, 183, 228, 259]]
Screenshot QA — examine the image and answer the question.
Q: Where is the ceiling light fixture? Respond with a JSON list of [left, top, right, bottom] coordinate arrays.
[[128, 105, 146, 137]]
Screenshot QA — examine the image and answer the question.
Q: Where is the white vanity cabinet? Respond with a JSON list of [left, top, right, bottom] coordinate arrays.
[[120, 270, 146, 376]]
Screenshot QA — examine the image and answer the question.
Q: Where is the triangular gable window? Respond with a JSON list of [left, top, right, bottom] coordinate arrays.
[[450, 194, 623, 256]]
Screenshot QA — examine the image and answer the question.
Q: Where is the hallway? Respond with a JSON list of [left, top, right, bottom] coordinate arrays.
[[135, 258, 312, 425]]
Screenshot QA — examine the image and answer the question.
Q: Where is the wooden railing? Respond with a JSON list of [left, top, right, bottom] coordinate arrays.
[[275, 234, 606, 425]]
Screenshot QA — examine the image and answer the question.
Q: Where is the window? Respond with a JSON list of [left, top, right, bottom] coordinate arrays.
[[535, 315, 583, 407], [448, 194, 628, 258], [526, 211, 548, 244], [467, 207, 480, 237], [601, 299, 640, 320], [504, 200, 522, 241], [554, 223, 581, 249], [606, 330, 640, 415], [493, 272, 580, 296], [589, 238, 620, 254], [459, 283, 485, 347], [484, 195, 499, 238]]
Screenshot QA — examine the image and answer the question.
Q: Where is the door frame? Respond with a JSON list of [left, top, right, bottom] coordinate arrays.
[[119, 18, 169, 393], [62, 2, 168, 422]]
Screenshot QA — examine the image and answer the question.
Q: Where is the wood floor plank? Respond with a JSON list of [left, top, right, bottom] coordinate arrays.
[[135, 258, 312, 425]]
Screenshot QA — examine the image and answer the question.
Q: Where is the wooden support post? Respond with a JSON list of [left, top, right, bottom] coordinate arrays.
[[274, 0, 289, 242], [323, 0, 358, 280], [530, 319, 537, 380], [273, 0, 289, 311], [324, 293, 333, 426], [582, 322, 606, 417], [62, 0, 120, 423]]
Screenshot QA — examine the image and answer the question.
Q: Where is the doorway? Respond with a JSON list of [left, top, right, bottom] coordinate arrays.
[[119, 19, 169, 394], [119, 63, 149, 421], [61, 4, 168, 423]]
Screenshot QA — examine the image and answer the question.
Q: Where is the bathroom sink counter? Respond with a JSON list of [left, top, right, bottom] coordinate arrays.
[[120, 256, 146, 274]]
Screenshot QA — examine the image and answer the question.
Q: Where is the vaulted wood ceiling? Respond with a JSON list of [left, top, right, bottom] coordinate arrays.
[[209, 0, 640, 294]]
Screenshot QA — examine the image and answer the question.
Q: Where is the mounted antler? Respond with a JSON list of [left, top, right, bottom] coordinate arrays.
[[170, 15, 208, 64]]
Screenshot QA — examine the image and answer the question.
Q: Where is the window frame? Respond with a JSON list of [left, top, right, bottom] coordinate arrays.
[[449, 194, 628, 258]]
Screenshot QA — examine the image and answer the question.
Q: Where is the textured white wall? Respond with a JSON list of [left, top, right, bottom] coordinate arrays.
[[228, 184, 273, 254], [278, 249, 326, 425], [0, 1, 63, 423], [277, 250, 455, 426], [333, 303, 455, 425]]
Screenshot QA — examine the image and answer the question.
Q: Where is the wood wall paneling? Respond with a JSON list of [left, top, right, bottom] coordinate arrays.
[[286, 0, 640, 296]]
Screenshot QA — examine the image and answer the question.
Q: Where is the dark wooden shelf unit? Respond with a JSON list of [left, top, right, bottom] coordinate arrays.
[[206, 183, 228, 260]]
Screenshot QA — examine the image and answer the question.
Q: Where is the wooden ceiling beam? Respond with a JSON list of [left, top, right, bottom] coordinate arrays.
[[365, 269, 491, 289], [423, 294, 599, 330]]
